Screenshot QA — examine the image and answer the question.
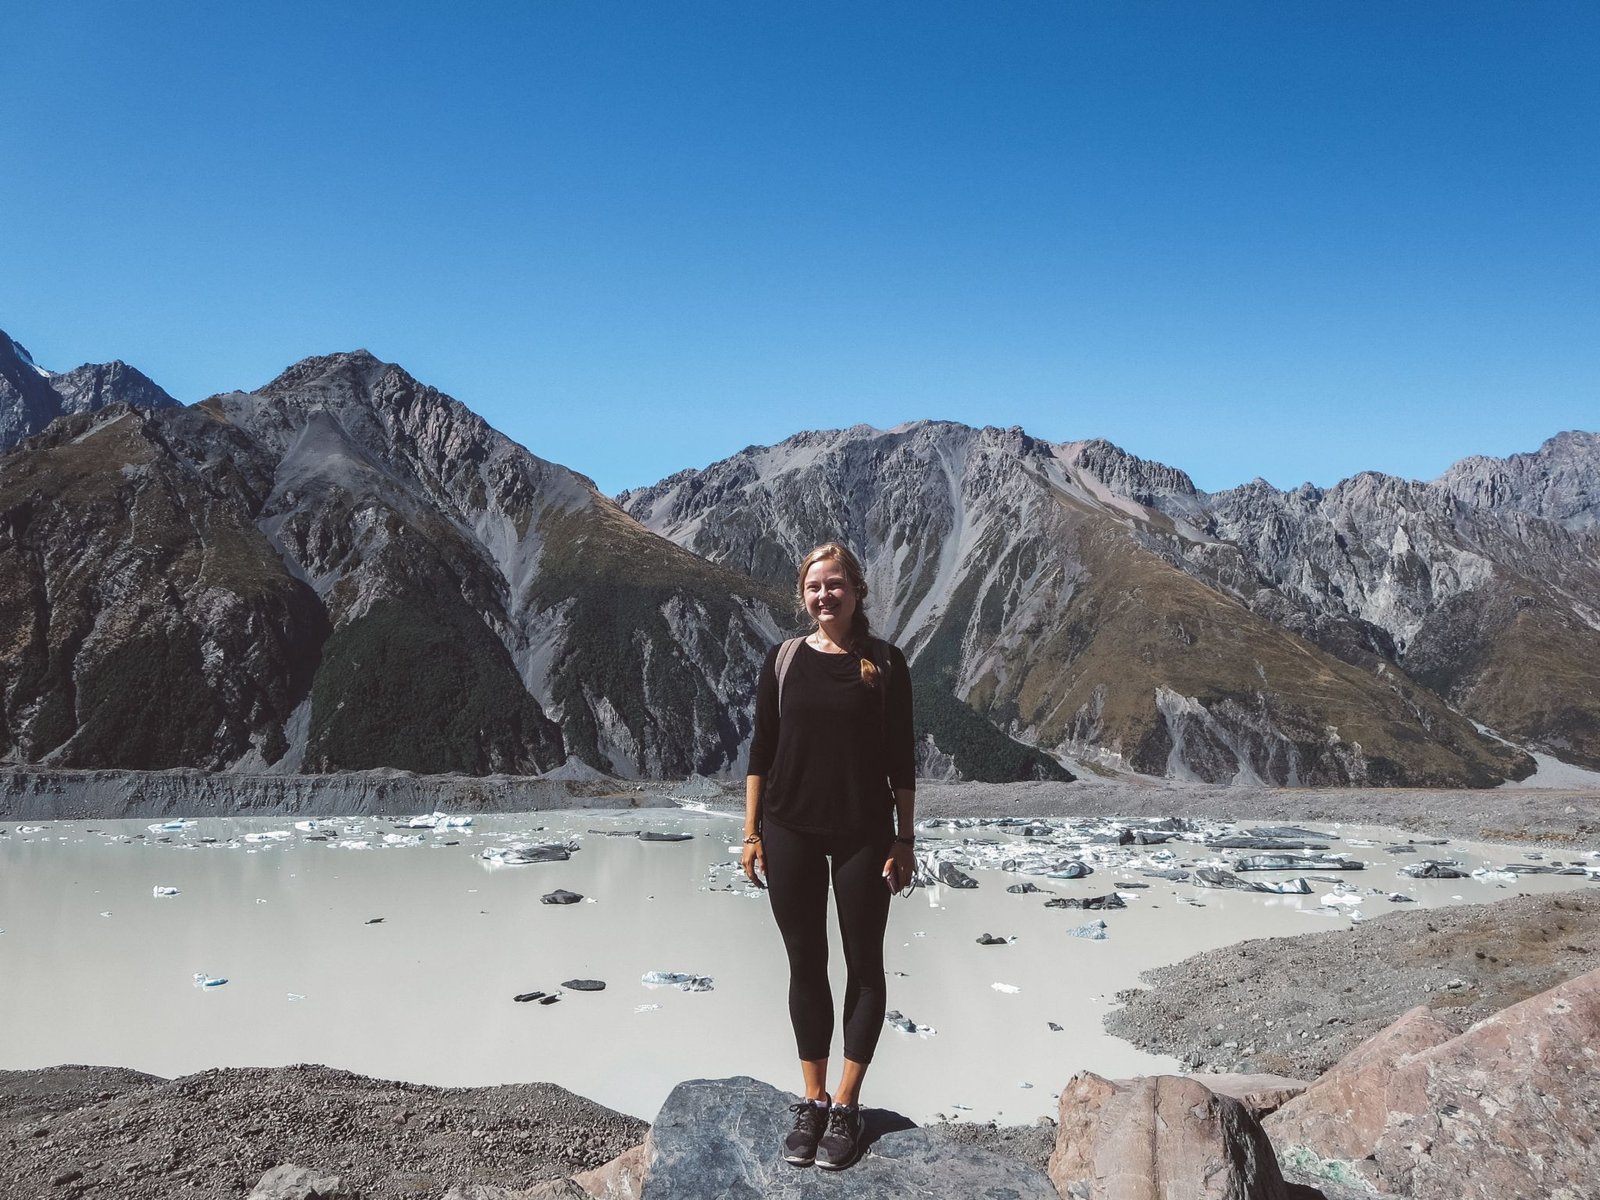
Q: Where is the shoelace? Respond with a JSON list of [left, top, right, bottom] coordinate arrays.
[[824, 1105, 857, 1139], [789, 1102, 827, 1131]]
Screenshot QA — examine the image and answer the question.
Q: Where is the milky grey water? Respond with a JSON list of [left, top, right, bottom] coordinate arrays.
[[1, 807, 1594, 1125]]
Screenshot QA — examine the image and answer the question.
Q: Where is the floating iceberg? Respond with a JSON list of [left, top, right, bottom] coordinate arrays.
[[148, 821, 193, 833], [481, 842, 575, 866], [641, 970, 714, 992], [151, 886, 180, 898], [885, 1009, 936, 1035], [405, 812, 474, 829], [991, 982, 1020, 994], [1068, 920, 1109, 940], [192, 973, 228, 989]]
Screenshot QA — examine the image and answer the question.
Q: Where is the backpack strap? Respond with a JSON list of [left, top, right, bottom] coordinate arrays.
[[774, 636, 805, 716]]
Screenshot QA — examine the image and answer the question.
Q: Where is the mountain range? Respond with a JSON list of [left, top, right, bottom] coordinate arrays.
[[3, 327, 1595, 785]]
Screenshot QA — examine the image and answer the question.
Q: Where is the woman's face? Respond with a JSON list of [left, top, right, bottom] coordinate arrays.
[[802, 557, 858, 636]]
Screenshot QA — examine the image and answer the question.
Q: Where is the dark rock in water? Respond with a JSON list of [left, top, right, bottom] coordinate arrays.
[[1208, 837, 1330, 851], [1006, 881, 1043, 894], [975, 933, 1010, 945], [1401, 860, 1466, 879], [561, 979, 606, 992], [482, 844, 572, 865], [1236, 853, 1362, 872], [513, 991, 547, 1003], [538, 994, 562, 1005], [1132, 831, 1172, 845], [1246, 826, 1328, 841], [364, 917, 385, 924], [1119, 881, 1152, 889], [1048, 1021, 1064, 1032], [643, 1076, 1057, 1199], [1045, 893, 1126, 910], [1194, 867, 1253, 891], [541, 889, 585, 905], [1090, 829, 1136, 845], [1195, 867, 1312, 895], [638, 831, 694, 842], [1142, 868, 1191, 882], [937, 861, 979, 889]]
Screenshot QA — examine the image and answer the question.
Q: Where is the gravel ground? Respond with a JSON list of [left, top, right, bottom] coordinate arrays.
[[0, 1064, 646, 1200], [1104, 890, 1600, 1079]]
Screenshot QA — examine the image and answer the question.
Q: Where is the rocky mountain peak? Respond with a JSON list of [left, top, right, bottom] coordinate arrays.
[[49, 360, 178, 416], [0, 327, 179, 452], [1438, 430, 1599, 530], [1063, 438, 1200, 504]]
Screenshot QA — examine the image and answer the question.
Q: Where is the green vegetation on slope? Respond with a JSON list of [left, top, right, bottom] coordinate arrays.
[[306, 595, 563, 773], [530, 503, 789, 776]]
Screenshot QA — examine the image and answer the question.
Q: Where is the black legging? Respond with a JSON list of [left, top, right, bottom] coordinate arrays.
[[762, 819, 893, 1064]]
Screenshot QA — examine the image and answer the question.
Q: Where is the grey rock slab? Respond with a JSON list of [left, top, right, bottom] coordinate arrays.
[[937, 861, 979, 889], [645, 1076, 1057, 1199], [246, 1164, 354, 1199]]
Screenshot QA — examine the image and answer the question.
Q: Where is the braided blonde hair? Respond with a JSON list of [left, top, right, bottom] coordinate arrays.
[[796, 542, 879, 688]]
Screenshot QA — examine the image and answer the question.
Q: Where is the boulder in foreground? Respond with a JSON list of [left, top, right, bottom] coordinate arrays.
[[642, 1075, 1056, 1199], [1265, 965, 1600, 1200], [1049, 1072, 1287, 1200]]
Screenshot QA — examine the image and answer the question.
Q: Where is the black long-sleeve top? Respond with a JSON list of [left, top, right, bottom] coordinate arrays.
[[747, 637, 916, 837]]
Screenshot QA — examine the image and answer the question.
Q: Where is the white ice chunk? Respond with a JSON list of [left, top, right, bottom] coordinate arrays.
[[192, 973, 228, 988], [641, 971, 714, 992], [991, 982, 1020, 994], [152, 886, 180, 897]]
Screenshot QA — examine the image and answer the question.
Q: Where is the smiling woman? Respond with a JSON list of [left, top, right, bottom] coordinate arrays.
[[741, 541, 917, 1170]]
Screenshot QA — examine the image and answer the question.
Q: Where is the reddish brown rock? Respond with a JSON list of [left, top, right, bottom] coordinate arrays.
[[1049, 1072, 1288, 1200], [571, 1139, 649, 1200], [1265, 966, 1600, 1200], [1192, 1074, 1311, 1120]]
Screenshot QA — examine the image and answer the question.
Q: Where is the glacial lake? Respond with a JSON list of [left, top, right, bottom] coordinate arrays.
[[1, 807, 1595, 1125]]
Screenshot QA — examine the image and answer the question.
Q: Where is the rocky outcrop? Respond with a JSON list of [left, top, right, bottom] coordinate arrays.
[[247, 1164, 355, 1199], [570, 1142, 647, 1199], [641, 1075, 1057, 1198], [1048, 1072, 1288, 1200], [1192, 1074, 1310, 1121], [0, 765, 668, 820], [0, 328, 179, 451], [0, 345, 788, 777], [1265, 967, 1600, 1200], [622, 420, 1539, 786]]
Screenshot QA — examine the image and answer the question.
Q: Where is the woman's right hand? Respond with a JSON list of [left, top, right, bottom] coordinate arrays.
[[741, 837, 766, 889]]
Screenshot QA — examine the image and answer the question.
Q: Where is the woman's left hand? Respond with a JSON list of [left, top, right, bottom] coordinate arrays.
[[884, 840, 916, 892]]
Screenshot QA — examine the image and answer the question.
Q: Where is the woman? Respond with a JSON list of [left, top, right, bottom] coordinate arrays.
[[742, 541, 917, 1170]]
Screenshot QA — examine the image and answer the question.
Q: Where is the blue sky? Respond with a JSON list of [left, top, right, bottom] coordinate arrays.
[[4, 2, 1595, 495]]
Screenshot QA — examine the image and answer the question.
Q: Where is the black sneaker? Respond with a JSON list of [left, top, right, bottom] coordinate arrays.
[[783, 1100, 828, 1166], [814, 1103, 862, 1170]]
